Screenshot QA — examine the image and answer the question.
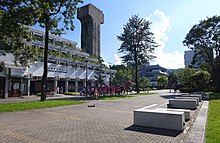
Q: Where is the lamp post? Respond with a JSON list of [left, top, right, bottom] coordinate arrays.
[[85, 57, 88, 98]]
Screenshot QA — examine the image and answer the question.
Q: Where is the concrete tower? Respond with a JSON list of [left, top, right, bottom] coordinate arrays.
[[77, 4, 104, 58]]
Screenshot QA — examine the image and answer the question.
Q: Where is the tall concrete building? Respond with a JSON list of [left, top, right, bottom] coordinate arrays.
[[77, 4, 104, 59], [184, 50, 194, 67]]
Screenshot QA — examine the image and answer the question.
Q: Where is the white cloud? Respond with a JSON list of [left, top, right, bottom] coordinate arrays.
[[114, 54, 122, 65], [147, 9, 184, 69]]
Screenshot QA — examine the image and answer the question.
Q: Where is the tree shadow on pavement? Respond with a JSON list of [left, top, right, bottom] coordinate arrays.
[[124, 125, 182, 137]]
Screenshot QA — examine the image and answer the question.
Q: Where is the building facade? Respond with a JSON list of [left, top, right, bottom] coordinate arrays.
[[184, 50, 194, 67], [0, 27, 113, 98], [140, 64, 168, 87]]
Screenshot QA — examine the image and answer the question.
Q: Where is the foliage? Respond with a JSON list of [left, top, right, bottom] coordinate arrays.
[[117, 15, 158, 93], [0, 4, 37, 66], [167, 72, 178, 88], [183, 15, 220, 91], [212, 56, 220, 92], [112, 67, 133, 86], [175, 67, 196, 88], [138, 76, 150, 91], [0, 62, 5, 72], [157, 75, 168, 89], [183, 15, 220, 72], [206, 92, 220, 143], [0, 100, 85, 112], [175, 68, 211, 92], [94, 58, 107, 87], [64, 92, 80, 95], [124, 80, 134, 92], [183, 15, 220, 57], [191, 70, 211, 91]]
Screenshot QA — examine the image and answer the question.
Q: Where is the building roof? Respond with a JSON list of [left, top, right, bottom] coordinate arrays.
[[144, 64, 167, 71]]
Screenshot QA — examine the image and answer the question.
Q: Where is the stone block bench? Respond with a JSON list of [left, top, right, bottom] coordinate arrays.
[[181, 94, 202, 102], [134, 108, 185, 131], [155, 108, 191, 121], [168, 99, 197, 110], [175, 97, 199, 106]]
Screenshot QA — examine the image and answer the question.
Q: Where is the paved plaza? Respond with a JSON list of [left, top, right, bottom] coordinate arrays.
[[0, 90, 207, 143]]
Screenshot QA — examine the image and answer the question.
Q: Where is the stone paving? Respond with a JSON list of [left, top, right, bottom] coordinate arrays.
[[0, 91, 207, 143]]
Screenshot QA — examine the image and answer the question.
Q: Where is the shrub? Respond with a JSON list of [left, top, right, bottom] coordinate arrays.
[[64, 92, 79, 95], [36, 93, 41, 96]]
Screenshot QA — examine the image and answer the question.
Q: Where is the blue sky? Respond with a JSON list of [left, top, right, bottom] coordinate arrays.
[[49, 0, 220, 69]]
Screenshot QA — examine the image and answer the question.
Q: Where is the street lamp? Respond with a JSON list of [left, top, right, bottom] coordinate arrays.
[[85, 57, 88, 98]]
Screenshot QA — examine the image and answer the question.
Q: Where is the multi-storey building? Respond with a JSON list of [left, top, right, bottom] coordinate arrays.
[[140, 64, 168, 87], [0, 27, 112, 98], [184, 50, 195, 67]]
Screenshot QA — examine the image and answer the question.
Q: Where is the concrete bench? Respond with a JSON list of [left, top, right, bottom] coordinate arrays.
[[181, 94, 202, 102], [134, 108, 185, 131], [168, 99, 197, 110], [155, 108, 191, 121], [175, 97, 199, 106]]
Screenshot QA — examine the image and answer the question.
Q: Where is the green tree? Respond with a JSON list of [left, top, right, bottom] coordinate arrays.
[[0, 2, 37, 67], [183, 15, 220, 88], [157, 75, 168, 89], [167, 72, 178, 88], [94, 58, 107, 88], [117, 15, 158, 93], [139, 76, 150, 91], [212, 56, 220, 91], [191, 70, 211, 91], [175, 67, 196, 88], [112, 67, 133, 87]]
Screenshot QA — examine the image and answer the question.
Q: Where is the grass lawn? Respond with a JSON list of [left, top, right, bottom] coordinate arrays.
[[206, 92, 220, 143], [98, 95, 134, 100], [0, 100, 86, 112]]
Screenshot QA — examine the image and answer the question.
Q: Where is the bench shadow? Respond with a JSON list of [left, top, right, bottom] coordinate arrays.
[[124, 125, 182, 137], [160, 94, 186, 99]]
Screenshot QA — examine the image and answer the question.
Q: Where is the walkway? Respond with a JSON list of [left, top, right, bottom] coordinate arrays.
[[0, 90, 207, 143]]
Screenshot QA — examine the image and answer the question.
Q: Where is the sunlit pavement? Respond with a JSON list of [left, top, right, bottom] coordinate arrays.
[[0, 90, 207, 143]]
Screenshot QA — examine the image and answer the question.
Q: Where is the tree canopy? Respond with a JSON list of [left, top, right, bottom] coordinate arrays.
[[0, 2, 37, 66], [191, 70, 211, 91], [183, 15, 220, 91], [183, 15, 220, 72], [117, 15, 158, 93], [112, 66, 133, 87], [157, 75, 168, 89], [175, 67, 196, 88]]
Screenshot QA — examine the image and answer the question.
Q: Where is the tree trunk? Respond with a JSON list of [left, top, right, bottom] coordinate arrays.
[[41, 13, 49, 101], [134, 46, 139, 93]]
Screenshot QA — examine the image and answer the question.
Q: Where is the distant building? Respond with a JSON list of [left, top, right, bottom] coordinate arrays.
[[184, 49, 213, 69], [140, 64, 168, 87], [184, 50, 194, 67]]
